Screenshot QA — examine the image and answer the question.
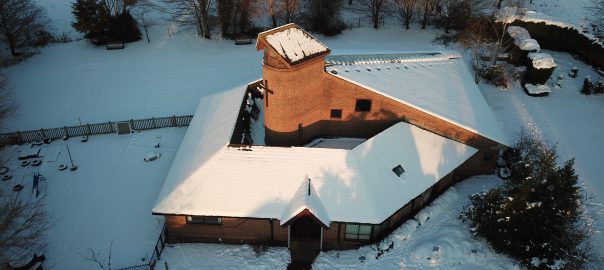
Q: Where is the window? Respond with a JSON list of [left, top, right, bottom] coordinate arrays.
[[483, 152, 493, 161], [330, 109, 342, 119], [186, 216, 222, 225], [355, 99, 372, 112], [345, 224, 371, 240], [392, 164, 405, 177]]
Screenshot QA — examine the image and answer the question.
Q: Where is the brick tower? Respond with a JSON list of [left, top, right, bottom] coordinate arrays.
[[256, 24, 331, 146]]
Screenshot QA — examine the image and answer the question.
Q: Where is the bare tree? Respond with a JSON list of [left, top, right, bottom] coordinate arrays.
[[132, 0, 157, 42], [0, 73, 14, 127], [100, 0, 125, 16], [0, 189, 49, 267], [217, 0, 235, 37], [592, 0, 604, 28], [84, 241, 114, 270], [279, 0, 302, 23], [0, 0, 50, 56], [418, 0, 436, 28], [457, 16, 493, 82], [162, 0, 213, 39], [497, 0, 526, 9], [437, 0, 492, 33], [394, 0, 417, 29], [267, 0, 277, 27], [355, 0, 390, 28], [491, 6, 519, 64]]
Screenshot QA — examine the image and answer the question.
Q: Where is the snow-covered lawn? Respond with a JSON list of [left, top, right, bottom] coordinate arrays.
[[1, 128, 186, 269], [156, 244, 290, 270]]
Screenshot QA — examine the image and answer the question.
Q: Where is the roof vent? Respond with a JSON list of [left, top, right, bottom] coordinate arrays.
[[392, 164, 405, 177]]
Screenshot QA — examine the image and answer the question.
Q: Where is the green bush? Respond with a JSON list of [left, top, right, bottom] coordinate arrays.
[[462, 131, 590, 270], [72, 0, 141, 45]]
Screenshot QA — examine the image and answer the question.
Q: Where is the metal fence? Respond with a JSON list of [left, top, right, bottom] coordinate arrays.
[[116, 223, 168, 270], [0, 115, 193, 146]]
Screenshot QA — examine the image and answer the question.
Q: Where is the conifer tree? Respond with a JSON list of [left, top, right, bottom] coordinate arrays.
[[463, 131, 589, 270]]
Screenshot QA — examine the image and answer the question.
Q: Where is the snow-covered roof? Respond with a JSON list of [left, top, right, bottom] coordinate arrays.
[[257, 24, 329, 65], [325, 51, 509, 146], [280, 177, 330, 227], [528, 52, 556, 69], [153, 83, 477, 224]]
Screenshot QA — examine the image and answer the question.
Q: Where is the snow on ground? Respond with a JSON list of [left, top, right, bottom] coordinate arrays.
[[1, 128, 186, 269], [35, 0, 80, 38], [156, 244, 290, 270], [526, 0, 595, 30]]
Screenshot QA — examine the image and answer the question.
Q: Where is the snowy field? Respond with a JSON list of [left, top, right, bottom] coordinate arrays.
[[1, 0, 603, 269], [1, 128, 186, 269]]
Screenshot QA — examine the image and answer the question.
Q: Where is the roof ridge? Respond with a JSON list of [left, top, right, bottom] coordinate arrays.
[[325, 51, 461, 66]]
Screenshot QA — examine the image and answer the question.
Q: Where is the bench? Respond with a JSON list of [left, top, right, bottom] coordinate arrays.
[[106, 42, 125, 50], [235, 36, 252, 45]]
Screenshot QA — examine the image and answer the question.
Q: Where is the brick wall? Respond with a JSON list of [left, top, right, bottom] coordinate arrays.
[[262, 51, 501, 153], [165, 216, 288, 245]]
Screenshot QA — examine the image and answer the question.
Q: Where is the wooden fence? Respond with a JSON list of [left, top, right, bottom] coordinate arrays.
[[115, 223, 168, 270], [0, 115, 194, 146]]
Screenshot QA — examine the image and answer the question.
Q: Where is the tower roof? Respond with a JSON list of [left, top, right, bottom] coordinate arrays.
[[256, 23, 330, 66]]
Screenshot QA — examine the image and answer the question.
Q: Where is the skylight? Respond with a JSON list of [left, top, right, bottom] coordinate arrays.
[[392, 164, 405, 177]]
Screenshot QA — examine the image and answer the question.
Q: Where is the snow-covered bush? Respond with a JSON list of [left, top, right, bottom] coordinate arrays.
[[511, 21, 604, 70], [462, 131, 590, 270], [524, 53, 556, 85], [483, 64, 512, 89]]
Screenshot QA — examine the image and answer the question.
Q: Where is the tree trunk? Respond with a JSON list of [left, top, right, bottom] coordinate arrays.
[[373, 14, 379, 29], [405, 18, 410, 30], [144, 25, 150, 42], [7, 34, 17, 56], [199, 0, 211, 39], [422, 14, 428, 29], [268, 0, 277, 27]]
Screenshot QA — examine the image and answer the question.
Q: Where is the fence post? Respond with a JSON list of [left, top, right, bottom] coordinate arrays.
[[109, 121, 115, 133], [130, 119, 135, 131], [171, 115, 176, 127], [86, 124, 92, 135], [40, 128, 46, 139], [152, 117, 157, 129], [17, 131, 23, 144]]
